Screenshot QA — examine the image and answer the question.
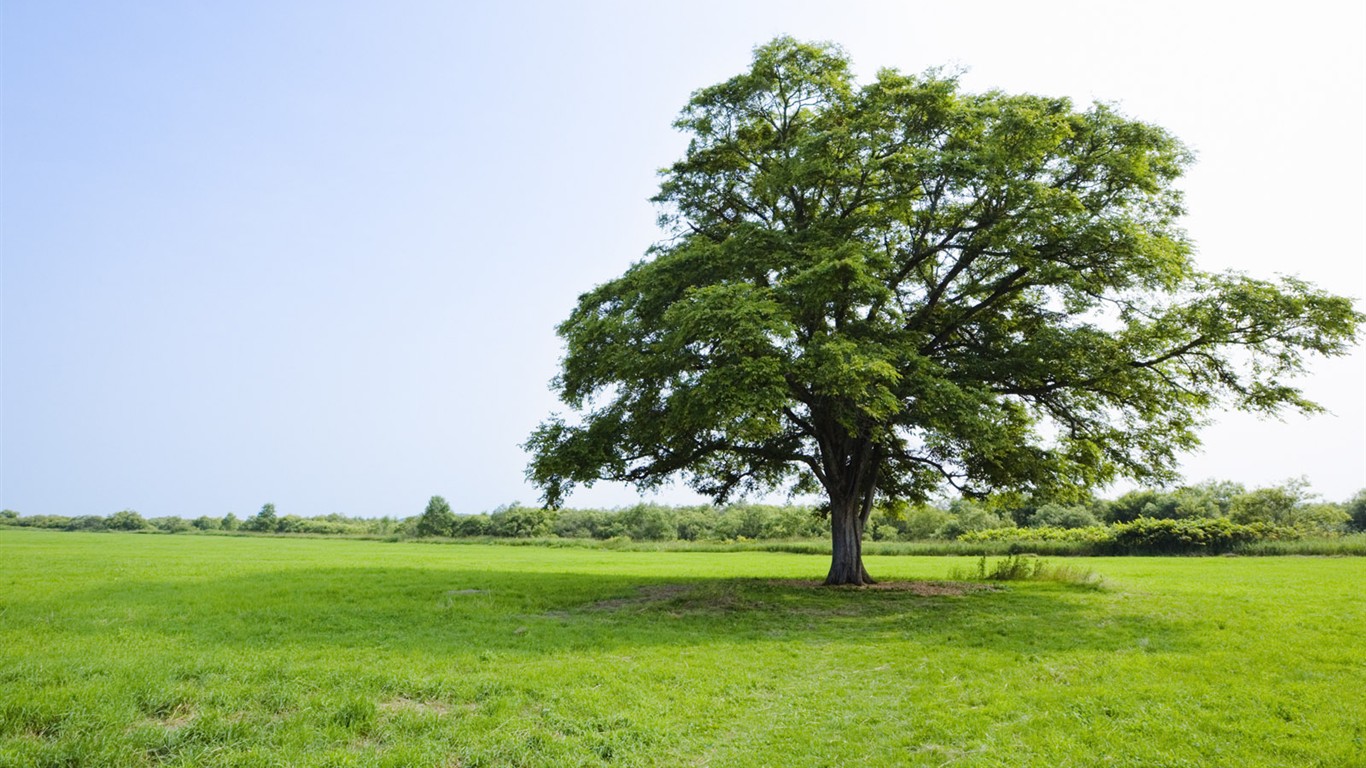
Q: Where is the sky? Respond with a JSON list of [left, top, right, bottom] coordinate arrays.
[[2, 0, 1363, 519]]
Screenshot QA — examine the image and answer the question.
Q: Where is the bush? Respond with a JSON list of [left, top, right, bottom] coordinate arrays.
[[0, 509, 18, 524], [1103, 489, 1182, 523], [276, 515, 307, 533], [1029, 503, 1100, 529], [452, 514, 491, 537], [713, 504, 776, 540], [66, 515, 108, 532], [16, 515, 70, 529], [150, 516, 191, 533], [1348, 489, 1366, 532], [106, 509, 150, 531], [898, 505, 954, 540], [619, 504, 678, 541], [959, 526, 1113, 544], [1111, 517, 1297, 555], [1291, 503, 1350, 533], [938, 499, 1012, 539], [1229, 481, 1306, 526], [674, 507, 720, 541], [488, 504, 554, 538], [416, 495, 457, 538], [242, 503, 280, 533]]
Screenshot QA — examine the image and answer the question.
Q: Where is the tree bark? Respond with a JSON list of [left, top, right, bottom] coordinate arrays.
[[824, 496, 875, 586]]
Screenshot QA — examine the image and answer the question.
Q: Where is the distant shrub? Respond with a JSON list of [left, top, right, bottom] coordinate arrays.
[[150, 516, 191, 533], [0, 509, 18, 524], [488, 503, 554, 538], [938, 500, 1013, 539], [242, 503, 280, 533], [1348, 489, 1366, 532], [674, 507, 719, 541], [106, 509, 150, 531], [553, 508, 607, 539], [416, 495, 457, 538], [1290, 503, 1350, 533], [365, 516, 398, 535], [619, 504, 678, 541], [66, 515, 108, 532], [16, 515, 71, 529], [276, 515, 307, 533], [1104, 489, 1177, 524], [713, 504, 777, 540], [295, 519, 359, 535], [1111, 517, 1297, 554], [959, 526, 1112, 544], [899, 505, 954, 540], [1229, 481, 1308, 526], [1029, 503, 1100, 529], [452, 513, 491, 537], [191, 515, 221, 531]]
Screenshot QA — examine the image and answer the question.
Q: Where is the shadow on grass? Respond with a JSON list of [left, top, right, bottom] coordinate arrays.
[[52, 565, 1191, 660]]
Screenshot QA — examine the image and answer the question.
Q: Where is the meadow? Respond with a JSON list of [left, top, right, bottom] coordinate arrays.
[[1, 529, 1362, 767]]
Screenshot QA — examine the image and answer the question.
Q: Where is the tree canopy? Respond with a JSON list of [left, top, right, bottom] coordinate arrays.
[[527, 38, 1362, 585]]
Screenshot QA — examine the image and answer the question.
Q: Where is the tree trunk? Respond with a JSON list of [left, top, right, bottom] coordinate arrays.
[[824, 497, 875, 586]]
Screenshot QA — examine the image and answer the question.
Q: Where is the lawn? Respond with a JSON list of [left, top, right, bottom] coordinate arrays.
[[1, 529, 1362, 767]]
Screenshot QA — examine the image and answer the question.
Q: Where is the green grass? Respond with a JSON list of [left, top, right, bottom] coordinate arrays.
[[1, 529, 1363, 767]]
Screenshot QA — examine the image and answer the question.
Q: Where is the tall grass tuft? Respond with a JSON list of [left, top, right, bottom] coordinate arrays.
[[948, 554, 1104, 589]]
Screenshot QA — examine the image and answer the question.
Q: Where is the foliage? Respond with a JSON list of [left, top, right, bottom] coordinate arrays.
[[106, 509, 150, 531], [1110, 517, 1297, 555], [960, 516, 1318, 555], [960, 525, 1114, 544], [488, 503, 555, 538], [242, 503, 280, 533], [1228, 477, 1311, 525], [416, 495, 457, 538], [1349, 489, 1366, 532], [150, 516, 191, 533], [1029, 502, 1100, 529], [527, 37, 1362, 585], [1, 477, 1359, 551], [65, 515, 108, 532], [617, 503, 680, 541], [873, 500, 954, 541], [452, 513, 492, 538], [935, 499, 1012, 540]]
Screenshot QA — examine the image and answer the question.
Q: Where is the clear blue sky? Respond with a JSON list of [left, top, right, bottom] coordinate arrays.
[[3, 1, 1363, 519]]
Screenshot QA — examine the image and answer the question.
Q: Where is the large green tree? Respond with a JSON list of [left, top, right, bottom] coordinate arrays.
[[416, 495, 456, 537], [527, 38, 1361, 585]]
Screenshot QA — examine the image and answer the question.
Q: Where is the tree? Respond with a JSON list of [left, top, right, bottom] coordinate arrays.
[[1348, 489, 1366, 532], [244, 503, 279, 533], [526, 38, 1362, 585], [416, 495, 456, 537], [106, 509, 149, 531]]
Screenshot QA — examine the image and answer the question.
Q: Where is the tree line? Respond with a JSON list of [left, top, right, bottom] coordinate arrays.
[[4, 479, 1363, 543]]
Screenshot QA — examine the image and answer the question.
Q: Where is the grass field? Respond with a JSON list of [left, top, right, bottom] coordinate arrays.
[[1, 530, 1363, 767]]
